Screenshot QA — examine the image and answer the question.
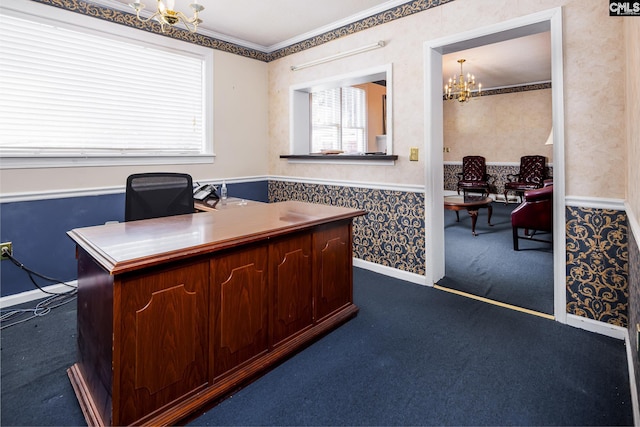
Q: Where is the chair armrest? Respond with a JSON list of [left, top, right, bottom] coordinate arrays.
[[524, 185, 553, 202], [485, 173, 496, 185]]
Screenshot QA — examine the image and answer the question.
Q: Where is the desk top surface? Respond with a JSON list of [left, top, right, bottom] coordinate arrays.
[[68, 201, 365, 274]]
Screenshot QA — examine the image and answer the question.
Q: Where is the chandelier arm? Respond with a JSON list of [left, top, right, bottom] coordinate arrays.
[[130, 2, 202, 33], [133, 10, 162, 24]]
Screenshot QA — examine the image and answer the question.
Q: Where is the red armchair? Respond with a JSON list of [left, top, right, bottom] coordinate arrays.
[[457, 156, 494, 196], [504, 155, 548, 204], [511, 184, 553, 251]]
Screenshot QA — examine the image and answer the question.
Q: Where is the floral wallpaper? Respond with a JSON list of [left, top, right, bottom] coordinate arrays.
[[444, 163, 554, 196], [566, 207, 628, 327], [269, 181, 425, 275], [30, 0, 453, 62]]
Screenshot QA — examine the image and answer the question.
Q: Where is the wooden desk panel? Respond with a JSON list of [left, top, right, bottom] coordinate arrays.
[[67, 201, 365, 426]]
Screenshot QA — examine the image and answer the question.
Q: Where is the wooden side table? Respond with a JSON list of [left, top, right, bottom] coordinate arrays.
[[444, 195, 494, 236]]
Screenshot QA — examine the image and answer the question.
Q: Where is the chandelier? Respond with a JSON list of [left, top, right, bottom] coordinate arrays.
[[444, 59, 482, 103], [129, 0, 205, 33]]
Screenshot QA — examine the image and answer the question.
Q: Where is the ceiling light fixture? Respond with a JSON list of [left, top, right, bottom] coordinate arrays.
[[444, 59, 482, 103], [129, 0, 204, 33]]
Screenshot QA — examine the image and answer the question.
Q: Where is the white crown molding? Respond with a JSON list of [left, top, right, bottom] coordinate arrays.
[[264, 0, 408, 53], [90, 0, 409, 54]]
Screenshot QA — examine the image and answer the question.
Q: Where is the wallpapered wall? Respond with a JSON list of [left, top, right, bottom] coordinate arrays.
[[269, 181, 425, 275], [444, 164, 554, 197], [443, 87, 553, 164], [566, 207, 628, 327], [270, 180, 630, 327]]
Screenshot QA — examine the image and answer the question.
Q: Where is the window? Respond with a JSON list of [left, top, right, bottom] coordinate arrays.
[[289, 64, 393, 163], [311, 87, 367, 153], [0, 2, 214, 168]]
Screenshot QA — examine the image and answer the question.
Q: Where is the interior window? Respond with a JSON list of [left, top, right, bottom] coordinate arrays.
[[289, 64, 392, 157], [311, 86, 367, 153]]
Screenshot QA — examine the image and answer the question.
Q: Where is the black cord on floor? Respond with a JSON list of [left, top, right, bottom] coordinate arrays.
[[1, 249, 77, 330]]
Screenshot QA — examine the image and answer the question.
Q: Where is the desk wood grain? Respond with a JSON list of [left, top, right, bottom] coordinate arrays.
[[67, 201, 365, 426]]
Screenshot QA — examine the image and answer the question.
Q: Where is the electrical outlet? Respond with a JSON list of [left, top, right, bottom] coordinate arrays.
[[410, 147, 419, 161], [0, 242, 12, 260]]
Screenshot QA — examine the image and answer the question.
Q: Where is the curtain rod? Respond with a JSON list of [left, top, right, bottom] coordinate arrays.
[[290, 41, 386, 71]]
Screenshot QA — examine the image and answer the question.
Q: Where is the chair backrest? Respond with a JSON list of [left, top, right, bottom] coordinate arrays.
[[518, 155, 546, 185], [125, 173, 194, 222], [461, 156, 486, 181]]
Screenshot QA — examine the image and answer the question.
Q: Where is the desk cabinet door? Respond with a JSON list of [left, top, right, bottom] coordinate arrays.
[[313, 221, 353, 321], [115, 260, 209, 426], [212, 245, 269, 379], [270, 233, 313, 347]]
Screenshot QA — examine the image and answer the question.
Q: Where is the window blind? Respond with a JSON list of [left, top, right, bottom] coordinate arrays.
[[0, 12, 207, 157], [310, 86, 366, 153]]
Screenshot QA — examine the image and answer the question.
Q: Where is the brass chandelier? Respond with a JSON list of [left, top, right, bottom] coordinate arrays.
[[444, 59, 482, 103], [129, 0, 204, 33]]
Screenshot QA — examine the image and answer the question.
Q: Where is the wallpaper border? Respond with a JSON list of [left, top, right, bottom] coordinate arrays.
[[27, 0, 454, 62]]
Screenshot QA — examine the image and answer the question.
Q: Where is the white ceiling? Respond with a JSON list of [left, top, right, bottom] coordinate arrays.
[[97, 0, 551, 89]]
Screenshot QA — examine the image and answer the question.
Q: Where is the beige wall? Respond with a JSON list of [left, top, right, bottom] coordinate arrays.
[[355, 82, 387, 152], [443, 89, 553, 163], [268, 0, 626, 199], [0, 50, 269, 195], [627, 18, 640, 218]]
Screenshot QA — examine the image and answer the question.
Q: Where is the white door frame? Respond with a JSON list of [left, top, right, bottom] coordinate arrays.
[[423, 7, 567, 322]]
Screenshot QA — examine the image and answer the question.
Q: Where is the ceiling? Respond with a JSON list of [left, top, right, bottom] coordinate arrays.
[[98, 0, 551, 90]]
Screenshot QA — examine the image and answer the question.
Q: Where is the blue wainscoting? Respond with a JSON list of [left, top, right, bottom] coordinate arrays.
[[0, 180, 269, 298], [1, 194, 125, 297]]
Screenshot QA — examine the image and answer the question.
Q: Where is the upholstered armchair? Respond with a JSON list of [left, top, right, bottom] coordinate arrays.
[[511, 184, 553, 251], [503, 155, 547, 204], [457, 156, 494, 196]]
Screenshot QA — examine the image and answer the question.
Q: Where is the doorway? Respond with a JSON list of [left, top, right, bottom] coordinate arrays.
[[423, 8, 566, 322]]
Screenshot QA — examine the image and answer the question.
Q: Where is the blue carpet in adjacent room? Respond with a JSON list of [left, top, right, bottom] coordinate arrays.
[[438, 200, 554, 315]]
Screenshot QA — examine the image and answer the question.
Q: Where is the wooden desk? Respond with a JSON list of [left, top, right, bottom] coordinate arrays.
[[67, 201, 365, 426], [195, 197, 262, 212]]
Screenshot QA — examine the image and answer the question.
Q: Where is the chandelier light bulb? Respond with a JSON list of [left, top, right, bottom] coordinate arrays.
[[443, 58, 481, 103], [129, 0, 204, 33]]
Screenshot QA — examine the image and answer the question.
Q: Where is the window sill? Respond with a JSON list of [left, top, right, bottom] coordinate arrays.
[[280, 154, 398, 165], [0, 154, 215, 169]]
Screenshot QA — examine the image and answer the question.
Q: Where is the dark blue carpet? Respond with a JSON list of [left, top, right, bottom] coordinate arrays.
[[438, 201, 554, 314], [1, 269, 632, 426], [190, 269, 631, 426]]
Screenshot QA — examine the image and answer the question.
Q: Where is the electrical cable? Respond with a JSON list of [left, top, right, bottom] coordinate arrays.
[[1, 248, 78, 330], [2, 248, 77, 295]]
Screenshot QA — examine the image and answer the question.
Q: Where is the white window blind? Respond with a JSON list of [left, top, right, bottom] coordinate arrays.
[[0, 10, 211, 164], [311, 87, 366, 153]]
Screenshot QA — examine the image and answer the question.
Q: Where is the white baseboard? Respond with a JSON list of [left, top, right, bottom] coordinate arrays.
[[566, 313, 627, 340], [353, 258, 429, 286], [0, 281, 77, 308], [624, 329, 640, 427]]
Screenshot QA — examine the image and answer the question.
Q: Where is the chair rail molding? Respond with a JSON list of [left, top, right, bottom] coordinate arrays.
[[268, 175, 424, 194], [0, 175, 270, 203]]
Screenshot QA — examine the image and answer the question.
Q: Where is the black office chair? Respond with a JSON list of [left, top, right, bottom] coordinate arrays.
[[125, 173, 195, 222]]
